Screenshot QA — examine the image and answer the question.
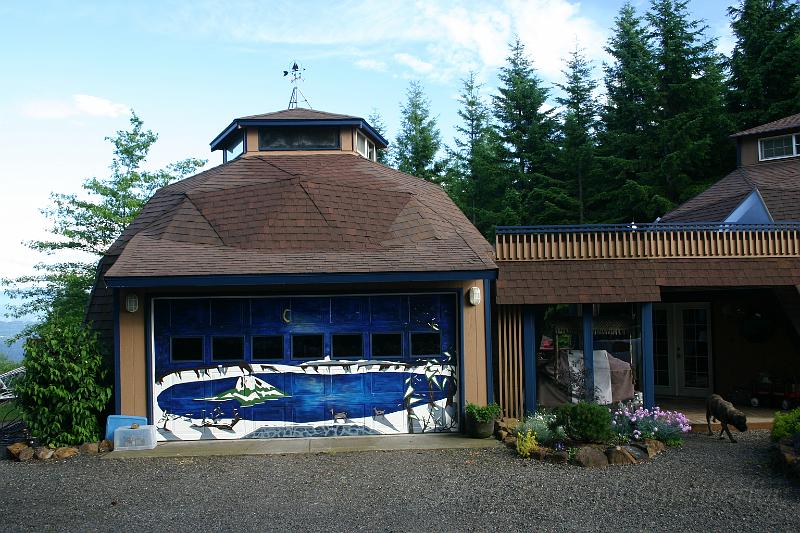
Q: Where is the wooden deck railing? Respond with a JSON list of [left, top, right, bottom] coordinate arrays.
[[495, 223, 800, 261]]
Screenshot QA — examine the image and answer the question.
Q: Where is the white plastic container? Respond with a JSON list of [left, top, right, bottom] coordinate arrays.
[[113, 424, 158, 451]]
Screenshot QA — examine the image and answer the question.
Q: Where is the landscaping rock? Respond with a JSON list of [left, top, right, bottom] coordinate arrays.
[[6, 442, 28, 461], [497, 430, 509, 441], [34, 447, 54, 461], [546, 450, 569, 464], [502, 435, 517, 448], [623, 445, 648, 463], [17, 446, 34, 462], [53, 447, 79, 460], [606, 446, 637, 465], [98, 440, 113, 453], [495, 417, 518, 434], [531, 447, 549, 461], [79, 442, 99, 455], [575, 446, 608, 468], [633, 439, 666, 458]]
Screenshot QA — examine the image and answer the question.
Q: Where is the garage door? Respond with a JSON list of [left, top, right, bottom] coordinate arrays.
[[152, 294, 459, 440]]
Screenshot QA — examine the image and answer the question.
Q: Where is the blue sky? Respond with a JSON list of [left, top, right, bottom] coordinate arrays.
[[0, 0, 735, 315]]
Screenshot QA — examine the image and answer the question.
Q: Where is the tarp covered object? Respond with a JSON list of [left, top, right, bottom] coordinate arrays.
[[537, 349, 635, 407]]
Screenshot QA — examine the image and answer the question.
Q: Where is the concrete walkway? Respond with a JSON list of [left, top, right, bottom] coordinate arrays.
[[106, 432, 501, 459]]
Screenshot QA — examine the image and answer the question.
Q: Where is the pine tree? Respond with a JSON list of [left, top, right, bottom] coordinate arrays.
[[597, 2, 670, 222], [727, 0, 800, 129], [393, 81, 442, 182], [443, 73, 519, 236], [556, 46, 600, 223], [646, 0, 733, 203], [493, 38, 572, 224], [367, 109, 391, 165]]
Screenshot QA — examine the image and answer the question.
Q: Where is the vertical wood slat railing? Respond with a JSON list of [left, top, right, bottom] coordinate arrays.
[[495, 223, 800, 261], [496, 305, 524, 420]]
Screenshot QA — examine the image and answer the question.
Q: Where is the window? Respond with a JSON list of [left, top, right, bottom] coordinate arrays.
[[759, 134, 797, 160], [355, 131, 376, 161], [212, 336, 244, 361], [292, 334, 324, 359], [371, 333, 402, 358], [259, 126, 339, 150], [224, 131, 244, 162], [252, 335, 284, 361], [171, 337, 203, 362], [411, 332, 441, 357], [332, 334, 363, 359]]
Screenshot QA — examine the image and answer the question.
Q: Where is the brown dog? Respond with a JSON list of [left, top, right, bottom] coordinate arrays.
[[706, 394, 748, 443]]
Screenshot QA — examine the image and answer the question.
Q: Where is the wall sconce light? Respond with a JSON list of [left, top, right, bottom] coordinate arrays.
[[468, 286, 481, 306], [125, 294, 139, 313]]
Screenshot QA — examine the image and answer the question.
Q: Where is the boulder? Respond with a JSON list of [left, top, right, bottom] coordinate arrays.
[[606, 446, 637, 465], [33, 447, 54, 461], [532, 447, 549, 461], [17, 446, 34, 462], [495, 417, 519, 434], [6, 442, 29, 461], [633, 439, 666, 458], [623, 445, 648, 463], [546, 450, 569, 464], [503, 435, 517, 448], [575, 446, 608, 468], [53, 447, 79, 460], [79, 442, 99, 455], [98, 440, 114, 453], [497, 430, 509, 441]]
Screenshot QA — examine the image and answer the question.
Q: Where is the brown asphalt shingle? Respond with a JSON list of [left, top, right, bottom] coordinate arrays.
[[238, 108, 358, 121], [496, 258, 800, 304], [105, 153, 496, 281], [731, 112, 800, 138]]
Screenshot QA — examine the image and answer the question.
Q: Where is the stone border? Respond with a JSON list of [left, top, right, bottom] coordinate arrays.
[[773, 435, 800, 478], [6, 440, 113, 462]]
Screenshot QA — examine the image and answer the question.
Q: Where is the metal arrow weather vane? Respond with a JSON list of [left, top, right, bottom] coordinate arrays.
[[284, 61, 311, 109]]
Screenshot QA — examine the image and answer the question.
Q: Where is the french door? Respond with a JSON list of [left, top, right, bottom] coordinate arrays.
[[654, 303, 713, 398]]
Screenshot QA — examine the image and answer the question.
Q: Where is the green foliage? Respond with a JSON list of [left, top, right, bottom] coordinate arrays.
[[516, 429, 538, 458], [772, 408, 800, 442], [727, 0, 800, 130], [393, 81, 443, 182], [515, 411, 567, 446], [0, 353, 20, 374], [15, 315, 111, 447], [555, 402, 614, 443], [465, 402, 502, 423]]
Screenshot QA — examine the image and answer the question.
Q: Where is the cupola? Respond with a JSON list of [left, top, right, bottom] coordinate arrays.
[[209, 108, 389, 163]]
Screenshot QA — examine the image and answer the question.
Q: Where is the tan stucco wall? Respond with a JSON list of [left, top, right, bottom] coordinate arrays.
[[116, 280, 490, 419], [118, 289, 148, 417], [739, 138, 758, 166]]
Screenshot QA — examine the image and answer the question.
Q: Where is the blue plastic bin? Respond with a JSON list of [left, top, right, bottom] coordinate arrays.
[[105, 415, 148, 441]]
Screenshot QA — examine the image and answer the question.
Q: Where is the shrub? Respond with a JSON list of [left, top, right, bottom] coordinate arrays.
[[15, 316, 111, 447], [516, 429, 538, 458], [772, 408, 800, 442], [515, 411, 567, 446], [555, 402, 613, 443], [465, 402, 502, 423]]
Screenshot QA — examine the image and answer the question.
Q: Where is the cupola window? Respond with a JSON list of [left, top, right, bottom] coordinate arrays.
[[223, 131, 244, 162], [356, 130, 377, 161], [258, 126, 340, 151], [759, 134, 798, 161]]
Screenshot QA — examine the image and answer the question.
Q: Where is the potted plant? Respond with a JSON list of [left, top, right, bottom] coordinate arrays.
[[465, 402, 502, 438]]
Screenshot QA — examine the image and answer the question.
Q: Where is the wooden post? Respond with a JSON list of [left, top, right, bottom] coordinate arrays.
[[641, 302, 655, 410], [582, 303, 594, 402]]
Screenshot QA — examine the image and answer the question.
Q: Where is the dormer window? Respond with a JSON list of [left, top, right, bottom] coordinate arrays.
[[258, 126, 340, 151], [356, 130, 376, 161], [759, 134, 799, 161]]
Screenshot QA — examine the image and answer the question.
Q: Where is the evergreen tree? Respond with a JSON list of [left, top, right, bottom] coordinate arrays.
[[443, 73, 520, 236], [367, 109, 391, 165], [493, 38, 572, 224], [727, 0, 800, 129], [646, 0, 733, 203], [556, 46, 600, 223], [393, 81, 442, 182], [597, 2, 669, 222]]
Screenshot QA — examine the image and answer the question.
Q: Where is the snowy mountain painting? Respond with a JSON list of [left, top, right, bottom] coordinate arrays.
[[200, 375, 288, 406], [154, 359, 458, 441]]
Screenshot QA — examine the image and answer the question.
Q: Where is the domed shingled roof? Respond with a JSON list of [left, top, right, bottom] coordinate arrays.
[[104, 153, 496, 281]]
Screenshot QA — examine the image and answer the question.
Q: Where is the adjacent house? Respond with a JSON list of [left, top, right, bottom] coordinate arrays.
[[90, 107, 800, 440], [87, 108, 496, 440]]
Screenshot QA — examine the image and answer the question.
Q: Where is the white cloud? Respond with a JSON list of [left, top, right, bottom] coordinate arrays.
[[20, 94, 129, 120], [393, 53, 434, 74], [354, 58, 387, 72]]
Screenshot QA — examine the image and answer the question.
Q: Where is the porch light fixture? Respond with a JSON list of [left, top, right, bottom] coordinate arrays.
[[468, 286, 481, 306], [125, 294, 139, 313]]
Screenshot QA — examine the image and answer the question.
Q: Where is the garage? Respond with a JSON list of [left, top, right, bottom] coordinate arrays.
[[152, 294, 460, 440]]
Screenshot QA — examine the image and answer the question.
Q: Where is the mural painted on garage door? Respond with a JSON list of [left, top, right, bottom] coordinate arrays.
[[152, 294, 459, 440]]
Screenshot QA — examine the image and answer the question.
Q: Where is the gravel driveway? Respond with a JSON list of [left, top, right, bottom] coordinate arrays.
[[1, 430, 797, 532]]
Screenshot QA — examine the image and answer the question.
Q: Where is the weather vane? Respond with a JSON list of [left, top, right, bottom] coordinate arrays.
[[283, 61, 311, 109]]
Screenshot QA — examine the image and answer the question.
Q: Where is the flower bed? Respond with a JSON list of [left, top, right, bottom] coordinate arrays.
[[498, 401, 692, 467]]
